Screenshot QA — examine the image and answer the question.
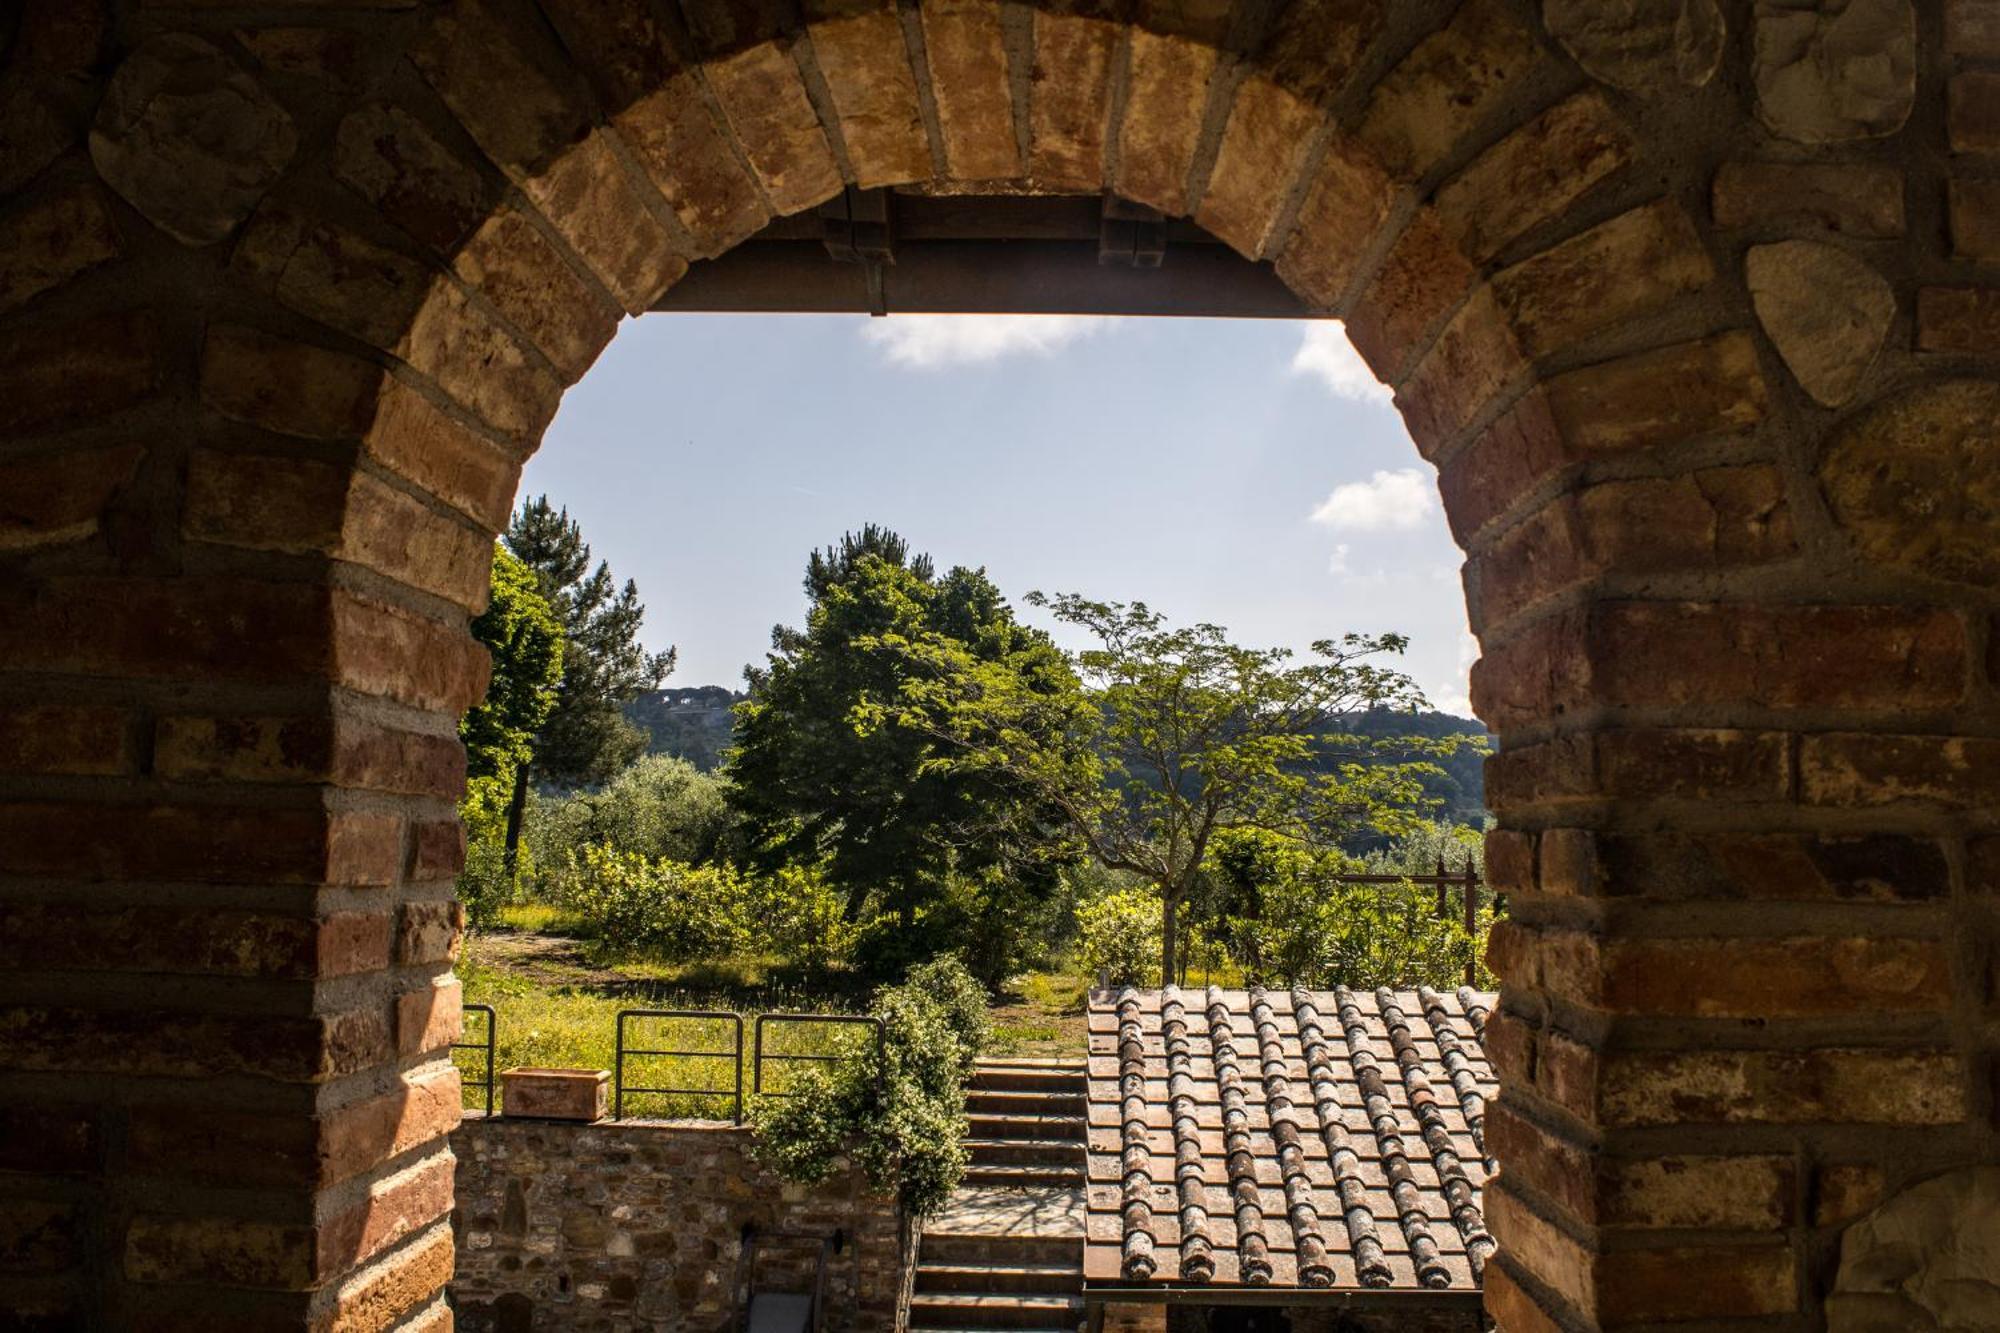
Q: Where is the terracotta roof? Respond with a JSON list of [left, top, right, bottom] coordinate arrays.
[[1084, 984, 1497, 1293]]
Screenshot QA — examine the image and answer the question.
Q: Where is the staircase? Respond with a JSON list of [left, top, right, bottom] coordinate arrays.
[[909, 1059, 1088, 1332]]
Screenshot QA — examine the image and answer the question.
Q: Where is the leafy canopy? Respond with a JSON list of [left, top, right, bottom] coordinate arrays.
[[863, 593, 1472, 985]]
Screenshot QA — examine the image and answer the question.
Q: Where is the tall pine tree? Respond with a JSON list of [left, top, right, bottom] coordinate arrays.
[[502, 496, 675, 864]]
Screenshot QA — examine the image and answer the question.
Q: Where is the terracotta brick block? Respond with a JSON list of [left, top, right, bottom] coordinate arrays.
[[397, 901, 465, 965], [808, 5, 930, 188], [1602, 1047, 1966, 1128], [1437, 392, 1572, 542], [397, 978, 464, 1056], [408, 818, 467, 883], [1355, 0, 1542, 181], [1465, 495, 1598, 629], [0, 903, 389, 981], [340, 472, 496, 611], [1574, 465, 1797, 571], [1600, 1154, 1795, 1231], [0, 1107, 94, 1176], [156, 712, 465, 797], [321, 1153, 456, 1276], [1196, 76, 1318, 259], [705, 41, 844, 214], [1486, 729, 1791, 809], [1483, 1100, 1593, 1218], [1950, 177, 2000, 261], [500, 1067, 611, 1120], [397, 277, 565, 442], [1802, 733, 2000, 809], [1535, 931, 1955, 1018], [184, 450, 348, 556], [1951, 72, 2000, 153], [1917, 284, 2000, 356], [1596, 831, 1949, 903], [614, 71, 773, 256], [0, 442, 147, 554], [1343, 210, 1477, 382], [200, 324, 383, 441], [0, 181, 123, 313], [1028, 11, 1117, 189], [1547, 330, 1767, 454], [364, 378, 524, 531], [1483, 1183, 1595, 1315], [1485, 828, 1534, 894], [0, 311, 163, 438], [1115, 30, 1216, 216], [1435, 91, 1635, 263], [1271, 138, 1394, 310], [0, 1004, 392, 1083], [0, 802, 401, 887], [332, 101, 493, 255], [1602, 1243, 1796, 1323], [322, 1065, 463, 1187], [451, 204, 619, 382], [921, 0, 1020, 181], [517, 129, 685, 314], [0, 703, 130, 776], [1492, 198, 1714, 357], [316, 1225, 452, 1333], [1950, 0, 2000, 56], [331, 591, 491, 716], [1481, 1260, 1567, 1333], [1713, 160, 1905, 236], [1396, 286, 1527, 447], [1481, 1009, 1536, 1086], [125, 1214, 320, 1288]]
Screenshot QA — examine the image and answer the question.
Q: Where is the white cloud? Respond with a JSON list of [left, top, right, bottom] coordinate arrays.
[[1309, 467, 1437, 533], [1290, 323, 1392, 405], [860, 314, 1121, 368], [1427, 629, 1481, 719]]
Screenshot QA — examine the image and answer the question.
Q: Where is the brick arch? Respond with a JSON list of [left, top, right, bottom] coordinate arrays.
[[0, 1, 1994, 1329]]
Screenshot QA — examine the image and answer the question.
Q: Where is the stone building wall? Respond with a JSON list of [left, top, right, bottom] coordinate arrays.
[[449, 1116, 912, 1332]]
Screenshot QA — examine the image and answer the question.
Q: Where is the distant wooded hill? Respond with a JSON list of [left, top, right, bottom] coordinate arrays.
[[629, 689, 1490, 823]]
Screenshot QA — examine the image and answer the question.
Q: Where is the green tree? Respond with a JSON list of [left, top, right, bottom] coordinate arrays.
[[726, 527, 1082, 980], [528, 753, 736, 870], [869, 594, 1468, 986], [458, 546, 565, 921], [501, 496, 675, 862]]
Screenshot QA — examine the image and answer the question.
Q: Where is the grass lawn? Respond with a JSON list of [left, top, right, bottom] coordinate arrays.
[[454, 907, 1092, 1113]]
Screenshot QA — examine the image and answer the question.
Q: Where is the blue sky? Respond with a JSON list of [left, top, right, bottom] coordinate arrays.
[[523, 314, 1477, 716]]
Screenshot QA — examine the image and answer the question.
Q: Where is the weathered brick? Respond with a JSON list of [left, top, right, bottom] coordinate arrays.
[[1492, 198, 1714, 357], [1486, 729, 1791, 809], [315, 1226, 453, 1333], [411, 0, 592, 182], [1355, 0, 1542, 181], [332, 101, 493, 255], [1814, 1162, 1886, 1226], [1950, 177, 2000, 261], [1485, 828, 1533, 895], [365, 378, 524, 531], [240, 26, 367, 90], [1272, 139, 1396, 310], [1195, 77, 1318, 259], [1465, 495, 1599, 630], [201, 324, 383, 441], [517, 129, 686, 314], [706, 41, 844, 214], [1481, 1260, 1567, 1333], [1600, 1154, 1795, 1230], [1601, 1047, 1966, 1127], [1950, 0, 2000, 56], [0, 444, 146, 554], [807, 4, 930, 188], [154, 712, 465, 798], [234, 203, 433, 350], [1712, 160, 1905, 236], [1255, 0, 1384, 106], [321, 1153, 455, 1277], [1546, 331, 1768, 454], [1802, 733, 2000, 809], [397, 978, 464, 1056], [1115, 30, 1216, 216], [452, 205, 619, 383], [0, 1201, 75, 1274], [0, 311, 163, 438], [0, 802, 402, 887], [408, 819, 468, 883], [184, 450, 349, 556], [0, 182, 123, 312], [1396, 286, 1528, 448], [1573, 465, 1797, 571], [1436, 91, 1635, 263], [0, 1107, 94, 1176], [0, 576, 334, 685], [1437, 390, 1570, 542], [1917, 284, 2000, 356], [921, 0, 1020, 181], [340, 472, 496, 611], [1951, 72, 2000, 153], [0, 903, 389, 981], [1601, 1242, 1797, 1323], [0, 1004, 393, 1083], [1343, 210, 1476, 382], [324, 1066, 463, 1187], [1028, 11, 1117, 190], [397, 901, 465, 965], [1484, 1184, 1594, 1316], [398, 277, 566, 441], [615, 71, 773, 255], [331, 589, 491, 716], [125, 1214, 319, 1288]]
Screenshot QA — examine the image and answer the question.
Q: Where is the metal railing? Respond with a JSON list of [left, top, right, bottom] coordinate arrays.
[[614, 1009, 745, 1122], [752, 1013, 885, 1100], [456, 1003, 497, 1115]]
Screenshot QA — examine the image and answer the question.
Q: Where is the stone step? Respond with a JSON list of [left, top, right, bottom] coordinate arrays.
[[965, 1089, 1086, 1117], [970, 1062, 1087, 1095], [965, 1137, 1086, 1167], [966, 1112, 1085, 1141], [908, 1292, 1084, 1330], [960, 1163, 1082, 1187], [913, 1260, 1080, 1295], [919, 1231, 1080, 1269]]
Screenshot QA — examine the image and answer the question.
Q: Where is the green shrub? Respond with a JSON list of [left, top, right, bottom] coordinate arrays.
[[748, 955, 984, 1218], [1074, 886, 1161, 986], [551, 845, 752, 960]]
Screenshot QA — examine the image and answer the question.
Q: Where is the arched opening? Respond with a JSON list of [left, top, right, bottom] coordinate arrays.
[[0, 1, 1989, 1329]]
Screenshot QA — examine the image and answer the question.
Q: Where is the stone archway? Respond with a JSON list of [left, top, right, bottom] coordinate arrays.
[[1, 0, 1993, 1328]]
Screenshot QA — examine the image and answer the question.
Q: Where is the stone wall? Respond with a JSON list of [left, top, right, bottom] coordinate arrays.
[[449, 1115, 912, 1332]]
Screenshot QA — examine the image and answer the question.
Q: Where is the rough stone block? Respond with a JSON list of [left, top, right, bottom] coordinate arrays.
[[1950, 72, 2000, 152], [0, 444, 146, 554], [0, 311, 163, 438], [0, 182, 123, 313], [333, 101, 493, 255]]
